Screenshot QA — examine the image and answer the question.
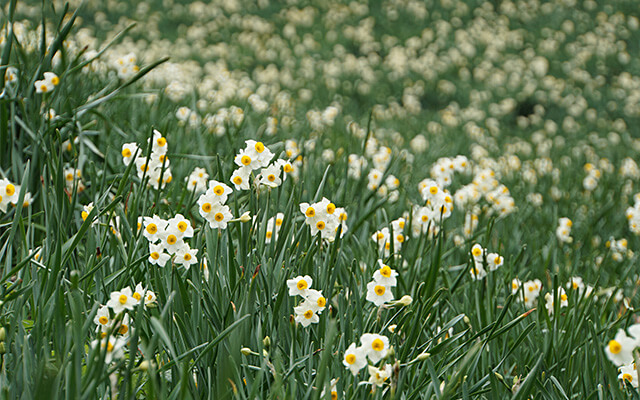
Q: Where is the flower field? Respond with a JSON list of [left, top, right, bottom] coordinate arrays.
[[2, 0, 640, 398]]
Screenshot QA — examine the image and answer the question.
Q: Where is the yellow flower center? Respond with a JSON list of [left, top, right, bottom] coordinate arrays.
[[267, 174, 276, 182], [133, 292, 141, 301], [241, 155, 252, 165], [121, 148, 131, 158], [184, 253, 192, 261], [380, 266, 391, 278], [5, 184, 15, 196], [609, 340, 622, 354], [202, 203, 212, 213], [81, 211, 88, 221], [146, 224, 157, 234], [512, 282, 518, 290], [275, 218, 283, 226], [157, 137, 167, 147], [494, 256, 501, 264], [51, 76, 59, 85], [327, 203, 336, 214], [305, 207, 315, 218], [283, 164, 293, 173], [255, 142, 265, 153], [119, 325, 128, 335], [167, 235, 177, 245], [107, 342, 114, 352], [421, 215, 429, 222], [297, 280, 308, 290], [345, 354, 356, 365], [374, 285, 386, 296], [372, 338, 384, 351], [214, 185, 224, 195], [317, 297, 326, 307], [233, 176, 243, 184], [429, 186, 438, 194], [177, 221, 188, 232], [266, 231, 273, 239], [376, 232, 385, 240], [560, 294, 567, 302], [99, 316, 109, 325], [472, 247, 482, 257], [40, 84, 48, 92], [396, 234, 404, 243], [623, 373, 633, 382], [303, 310, 314, 319], [150, 252, 160, 260], [316, 221, 326, 230], [214, 212, 224, 222], [118, 294, 128, 304]]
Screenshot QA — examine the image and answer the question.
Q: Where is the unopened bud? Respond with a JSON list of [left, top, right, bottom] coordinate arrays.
[[396, 295, 413, 306], [416, 352, 430, 361], [388, 324, 397, 333], [463, 315, 471, 325], [239, 211, 251, 222], [241, 347, 252, 356], [139, 360, 151, 371], [263, 336, 271, 348], [0, 327, 5, 341], [0, 343, 5, 354]]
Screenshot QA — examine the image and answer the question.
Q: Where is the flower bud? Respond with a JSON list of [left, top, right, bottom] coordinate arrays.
[[263, 336, 271, 348], [241, 347, 252, 356], [397, 295, 413, 306]]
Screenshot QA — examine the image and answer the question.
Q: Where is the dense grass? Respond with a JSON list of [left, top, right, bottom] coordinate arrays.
[[2, 0, 640, 398]]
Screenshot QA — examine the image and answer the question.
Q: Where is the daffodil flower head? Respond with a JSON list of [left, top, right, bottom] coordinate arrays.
[[230, 166, 252, 190], [372, 260, 398, 287], [366, 280, 394, 306], [605, 329, 637, 366], [360, 333, 390, 364], [343, 343, 367, 375], [174, 244, 198, 269], [287, 275, 312, 297], [293, 301, 320, 327], [303, 289, 327, 313], [618, 362, 638, 388], [148, 243, 171, 267], [106, 287, 138, 314]]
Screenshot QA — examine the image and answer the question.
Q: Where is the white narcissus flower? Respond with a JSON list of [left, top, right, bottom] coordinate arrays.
[[293, 301, 319, 327], [486, 253, 503, 271], [148, 243, 171, 267], [204, 203, 233, 230], [91, 336, 126, 364], [207, 180, 233, 204], [343, 343, 367, 375], [367, 364, 393, 387], [106, 287, 138, 314], [132, 284, 146, 304], [94, 306, 112, 332], [605, 329, 637, 366], [144, 290, 157, 307], [618, 362, 638, 388], [360, 333, 390, 364], [372, 260, 398, 287], [258, 163, 282, 188], [366, 281, 394, 306], [143, 215, 167, 243], [174, 245, 198, 269], [286, 275, 312, 297], [544, 288, 568, 315], [167, 214, 194, 239], [230, 167, 252, 190], [121, 143, 138, 166], [303, 289, 327, 314]]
